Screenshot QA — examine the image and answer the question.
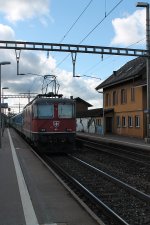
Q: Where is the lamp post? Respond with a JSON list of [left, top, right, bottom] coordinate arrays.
[[2, 87, 9, 103], [136, 2, 150, 142], [2, 87, 9, 114], [0, 62, 11, 149]]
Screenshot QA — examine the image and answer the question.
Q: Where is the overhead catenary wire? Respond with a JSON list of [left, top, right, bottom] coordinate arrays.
[[79, 0, 124, 44], [49, 0, 94, 74], [49, 0, 94, 60], [56, 0, 124, 68], [83, 37, 146, 75], [59, 0, 94, 43], [45, 2, 94, 63], [105, 0, 107, 17]]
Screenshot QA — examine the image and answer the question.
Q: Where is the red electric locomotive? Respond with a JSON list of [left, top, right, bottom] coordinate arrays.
[[20, 93, 76, 153]]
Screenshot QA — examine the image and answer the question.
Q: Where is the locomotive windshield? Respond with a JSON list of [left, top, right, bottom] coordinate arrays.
[[58, 104, 74, 118], [35, 104, 54, 118]]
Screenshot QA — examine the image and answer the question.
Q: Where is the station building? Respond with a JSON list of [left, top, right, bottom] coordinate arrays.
[[96, 57, 147, 139]]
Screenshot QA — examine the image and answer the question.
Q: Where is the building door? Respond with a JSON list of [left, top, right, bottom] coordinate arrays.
[[106, 117, 113, 133]]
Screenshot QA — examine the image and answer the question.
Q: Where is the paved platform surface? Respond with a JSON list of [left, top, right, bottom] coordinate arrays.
[[0, 128, 102, 225], [77, 132, 150, 151]]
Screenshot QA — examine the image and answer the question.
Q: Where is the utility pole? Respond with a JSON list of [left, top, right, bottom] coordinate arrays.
[[0, 62, 11, 149], [137, 2, 150, 142]]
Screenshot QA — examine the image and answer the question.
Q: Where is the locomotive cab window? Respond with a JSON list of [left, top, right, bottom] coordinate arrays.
[[58, 104, 74, 118], [34, 104, 54, 118]]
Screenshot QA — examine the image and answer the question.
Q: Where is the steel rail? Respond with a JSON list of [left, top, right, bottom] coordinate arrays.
[[81, 137, 150, 156], [77, 137, 150, 166], [85, 142, 150, 166], [45, 156, 129, 225], [70, 155, 150, 203]]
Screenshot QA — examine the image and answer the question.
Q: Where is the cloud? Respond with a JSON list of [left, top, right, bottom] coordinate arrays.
[[111, 9, 146, 46], [1, 48, 102, 110], [56, 69, 101, 108], [0, 24, 15, 40], [0, 23, 102, 112], [0, 0, 50, 23]]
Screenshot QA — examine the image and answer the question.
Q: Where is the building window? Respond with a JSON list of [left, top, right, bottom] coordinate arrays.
[[131, 87, 135, 102], [113, 91, 118, 105], [135, 116, 140, 127], [121, 89, 127, 104], [128, 116, 133, 127], [122, 116, 126, 127], [116, 116, 121, 127], [105, 93, 111, 107]]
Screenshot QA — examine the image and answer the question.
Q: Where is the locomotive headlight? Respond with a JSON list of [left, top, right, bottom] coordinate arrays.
[[40, 128, 46, 132], [66, 128, 72, 132]]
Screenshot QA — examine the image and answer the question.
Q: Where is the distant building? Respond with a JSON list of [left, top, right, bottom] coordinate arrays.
[[74, 97, 92, 113], [96, 57, 147, 139], [76, 108, 104, 134], [75, 97, 110, 135]]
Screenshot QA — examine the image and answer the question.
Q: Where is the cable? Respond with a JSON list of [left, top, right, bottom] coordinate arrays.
[[56, 0, 124, 68], [127, 38, 145, 48], [105, 0, 107, 17], [79, 0, 124, 44], [52, 1, 94, 67], [59, 0, 94, 43], [83, 38, 146, 75], [80, 74, 101, 79]]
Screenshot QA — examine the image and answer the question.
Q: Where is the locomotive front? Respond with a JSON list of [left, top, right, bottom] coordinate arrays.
[[27, 95, 76, 153]]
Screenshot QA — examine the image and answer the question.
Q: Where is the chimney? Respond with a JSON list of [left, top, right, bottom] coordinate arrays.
[[113, 71, 117, 76]]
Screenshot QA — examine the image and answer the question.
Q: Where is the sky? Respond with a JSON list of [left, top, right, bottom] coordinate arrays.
[[0, 0, 149, 113]]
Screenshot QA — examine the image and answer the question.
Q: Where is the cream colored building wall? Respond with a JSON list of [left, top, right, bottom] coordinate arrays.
[[104, 82, 145, 138]]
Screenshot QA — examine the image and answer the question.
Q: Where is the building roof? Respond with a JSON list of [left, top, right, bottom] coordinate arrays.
[[76, 108, 113, 118], [76, 108, 103, 118], [95, 57, 146, 90], [74, 97, 92, 107]]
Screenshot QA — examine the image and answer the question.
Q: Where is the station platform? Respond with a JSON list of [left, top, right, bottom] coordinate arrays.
[[77, 132, 150, 151], [0, 128, 103, 225]]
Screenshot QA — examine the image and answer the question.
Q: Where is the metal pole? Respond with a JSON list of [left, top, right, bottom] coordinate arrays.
[[2, 88, 3, 103], [0, 62, 11, 149], [28, 91, 30, 103], [0, 65, 1, 149], [136, 2, 150, 142], [71, 52, 77, 77], [146, 4, 150, 141], [54, 77, 56, 95], [19, 101, 20, 113], [103, 92, 105, 136]]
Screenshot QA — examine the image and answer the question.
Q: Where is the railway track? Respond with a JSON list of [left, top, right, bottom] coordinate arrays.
[[76, 137, 150, 165], [75, 137, 150, 194], [44, 154, 150, 225], [72, 147, 150, 195]]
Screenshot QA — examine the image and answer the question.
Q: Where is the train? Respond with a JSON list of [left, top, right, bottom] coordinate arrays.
[[10, 93, 76, 153]]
